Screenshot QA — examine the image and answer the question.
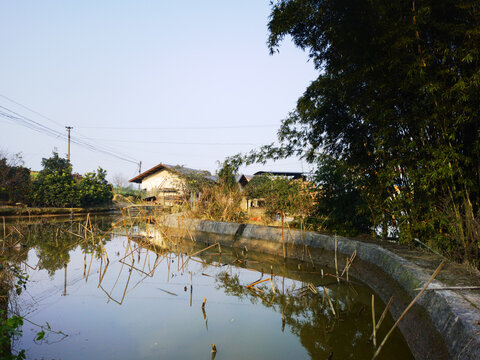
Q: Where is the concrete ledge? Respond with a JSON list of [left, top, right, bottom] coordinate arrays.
[[163, 214, 480, 360]]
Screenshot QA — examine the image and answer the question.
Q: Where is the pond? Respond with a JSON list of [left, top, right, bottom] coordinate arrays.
[[1, 215, 414, 360]]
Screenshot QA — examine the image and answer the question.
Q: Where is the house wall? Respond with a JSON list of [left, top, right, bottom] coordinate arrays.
[[141, 170, 184, 193]]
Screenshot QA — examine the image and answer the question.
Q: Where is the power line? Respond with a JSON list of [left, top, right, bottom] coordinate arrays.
[[0, 104, 138, 165], [75, 124, 279, 130], [81, 138, 260, 146], [0, 93, 64, 128]]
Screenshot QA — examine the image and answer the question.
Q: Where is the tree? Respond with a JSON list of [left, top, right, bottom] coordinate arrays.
[[228, 0, 480, 267], [216, 161, 238, 191], [78, 168, 113, 207], [313, 156, 371, 236], [112, 173, 128, 189], [30, 152, 79, 207], [30, 152, 113, 208], [0, 152, 30, 203]]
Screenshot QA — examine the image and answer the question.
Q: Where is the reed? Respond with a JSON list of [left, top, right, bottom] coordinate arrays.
[[370, 296, 393, 341], [371, 294, 376, 347], [190, 243, 220, 258], [372, 260, 446, 359], [246, 278, 271, 288], [323, 286, 336, 317], [334, 235, 339, 284]]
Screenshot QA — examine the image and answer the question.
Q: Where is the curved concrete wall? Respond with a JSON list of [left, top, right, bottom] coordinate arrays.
[[163, 214, 480, 360]]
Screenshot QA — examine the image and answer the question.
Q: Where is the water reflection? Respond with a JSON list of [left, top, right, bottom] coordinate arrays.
[[1, 216, 414, 360]]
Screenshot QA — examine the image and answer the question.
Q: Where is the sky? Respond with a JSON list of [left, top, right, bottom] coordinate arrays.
[[0, 0, 317, 183]]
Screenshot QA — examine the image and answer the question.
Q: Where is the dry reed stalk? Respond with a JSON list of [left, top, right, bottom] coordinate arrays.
[[124, 257, 164, 295], [100, 267, 133, 305], [323, 286, 336, 316], [108, 253, 127, 298], [2, 216, 5, 244], [98, 219, 124, 241], [180, 257, 190, 271], [158, 288, 178, 296], [97, 259, 110, 287], [246, 278, 271, 288], [370, 296, 394, 341], [281, 213, 286, 258], [85, 252, 94, 282], [270, 278, 276, 295], [84, 216, 88, 241], [246, 286, 268, 301], [119, 268, 134, 303], [120, 259, 152, 277], [372, 260, 446, 360], [99, 240, 109, 261], [371, 294, 376, 347], [285, 221, 296, 249], [54, 224, 85, 240], [412, 285, 480, 291], [11, 225, 24, 237], [309, 283, 319, 294], [121, 212, 135, 262], [189, 243, 220, 258], [334, 235, 339, 284], [87, 214, 94, 240], [118, 248, 138, 262], [305, 245, 315, 268], [141, 249, 149, 273], [341, 250, 357, 280], [202, 297, 207, 309]]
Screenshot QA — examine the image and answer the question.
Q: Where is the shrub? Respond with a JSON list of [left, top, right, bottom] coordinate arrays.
[[78, 168, 113, 207]]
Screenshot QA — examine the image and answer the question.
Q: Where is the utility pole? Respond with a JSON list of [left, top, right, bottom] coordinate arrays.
[[138, 161, 142, 191], [66, 126, 73, 161]]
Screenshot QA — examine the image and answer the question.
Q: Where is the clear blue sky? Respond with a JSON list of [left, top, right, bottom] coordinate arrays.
[[0, 0, 317, 182]]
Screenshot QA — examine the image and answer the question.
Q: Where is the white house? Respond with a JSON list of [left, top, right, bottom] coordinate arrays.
[[129, 163, 216, 203]]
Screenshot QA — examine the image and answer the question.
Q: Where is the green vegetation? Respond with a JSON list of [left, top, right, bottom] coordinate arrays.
[[245, 174, 314, 222], [77, 168, 112, 207], [30, 153, 79, 207], [1, 152, 113, 209], [228, 1, 480, 268], [0, 153, 30, 204], [312, 156, 371, 237]]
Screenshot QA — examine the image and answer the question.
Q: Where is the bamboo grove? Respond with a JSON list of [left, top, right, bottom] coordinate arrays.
[[228, 0, 480, 268]]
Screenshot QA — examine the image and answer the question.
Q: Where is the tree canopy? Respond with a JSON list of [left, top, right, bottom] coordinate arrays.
[[30, 152, 113, 208], [228, 0, 480, 266]]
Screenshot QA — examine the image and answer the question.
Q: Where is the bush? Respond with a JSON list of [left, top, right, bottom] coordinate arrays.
[[78, 168, 113, 207], [29, 152, 113, 208], [30, 153, 79, 207], [0, 155, 31, 204]]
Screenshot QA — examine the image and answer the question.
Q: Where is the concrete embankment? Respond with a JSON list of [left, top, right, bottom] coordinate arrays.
[[162, 214, 480, 360]]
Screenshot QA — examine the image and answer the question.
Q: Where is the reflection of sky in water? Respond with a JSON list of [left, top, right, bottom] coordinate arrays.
[[9, 219, 413, 360]]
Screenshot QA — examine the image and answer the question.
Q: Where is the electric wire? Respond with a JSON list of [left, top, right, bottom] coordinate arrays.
[[75, 124, 278, 130], [0, 104, 138, 165], [0, 93, 64, 128]]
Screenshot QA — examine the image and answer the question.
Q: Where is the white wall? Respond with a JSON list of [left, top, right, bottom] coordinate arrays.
[[141, 170, 184, 193]]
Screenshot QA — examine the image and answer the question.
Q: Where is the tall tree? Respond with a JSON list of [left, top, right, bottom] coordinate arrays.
[[30, 152, 79, 207], [231, 1, 480, 265]]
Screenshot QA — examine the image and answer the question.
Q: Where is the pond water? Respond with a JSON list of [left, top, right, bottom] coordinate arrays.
[[1, 215, 414, 360]]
